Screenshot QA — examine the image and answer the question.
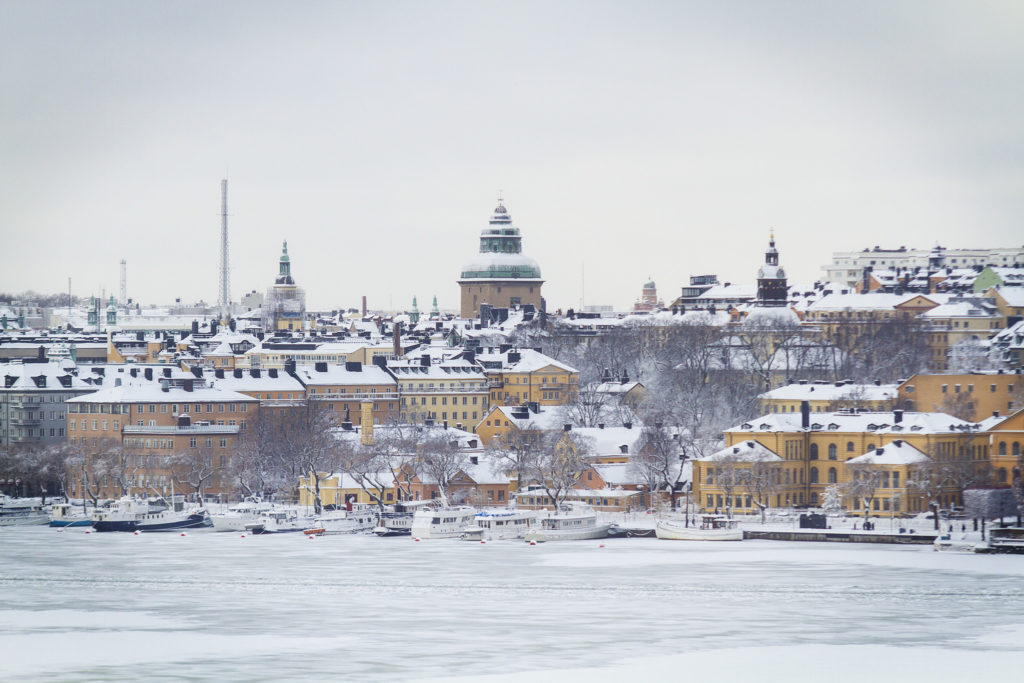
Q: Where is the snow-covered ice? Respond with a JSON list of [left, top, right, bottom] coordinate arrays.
[[1, 526, 1022, 682]]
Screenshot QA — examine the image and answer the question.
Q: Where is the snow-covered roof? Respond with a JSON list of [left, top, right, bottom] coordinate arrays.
[[847, 441, 930, 465], [292, 364, 397, 387], [475, 348, 578, 374], [807, 292, 947, 311], [0, 360, 92, 392], [992, 287, 1024, 307], [211, 371, 305, 393], [66, 380, 257, 404], [700, 440, 783, 462], [758, 382, 897, 402], [570, 425, 644, 457], [729, 411, 978, 435]]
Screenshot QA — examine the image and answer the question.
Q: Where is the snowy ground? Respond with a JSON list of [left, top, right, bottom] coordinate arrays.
[[1, 525, 1022, 682]]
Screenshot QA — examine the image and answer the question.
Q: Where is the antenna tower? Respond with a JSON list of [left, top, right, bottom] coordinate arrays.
[[218, 179, 230, 324], [119, 259, 127, 305]]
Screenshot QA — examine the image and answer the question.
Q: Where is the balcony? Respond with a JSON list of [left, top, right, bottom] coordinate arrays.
[[123, 424, 239, 435]]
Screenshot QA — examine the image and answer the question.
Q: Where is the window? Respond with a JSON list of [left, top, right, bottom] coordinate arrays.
[[809, 467, 819, 484], [828, 444, 837, 460], [847, 441, 855, 452], [220, 438, 227, 448], [190, 438, 197, 448], [810, 444, 819, 460], [828, 467, 837, 484]]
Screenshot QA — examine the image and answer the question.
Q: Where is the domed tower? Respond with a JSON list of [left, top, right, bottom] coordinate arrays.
[[458, 199, 544, 319], [263, 240, 306, 332], [757, 231, 788, 307]]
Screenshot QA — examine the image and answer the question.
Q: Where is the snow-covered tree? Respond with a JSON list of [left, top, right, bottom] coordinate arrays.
[[821, 484, 843, 517]]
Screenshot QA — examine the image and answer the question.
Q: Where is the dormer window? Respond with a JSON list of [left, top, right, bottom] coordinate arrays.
[[759, 423, 770, 430], [811, 423, 823, 431], [910, 425, 922, 431], [867, 424, 878, 431], [741, 423, 752, 430], [827, 423, 839, 431]]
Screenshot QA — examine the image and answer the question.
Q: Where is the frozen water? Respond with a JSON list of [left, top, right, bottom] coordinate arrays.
[[1, 527, 1022, 682]]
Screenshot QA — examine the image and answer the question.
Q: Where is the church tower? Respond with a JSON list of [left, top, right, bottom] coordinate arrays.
[[457, 199, 544, 319], [756, 232, 788, 307]]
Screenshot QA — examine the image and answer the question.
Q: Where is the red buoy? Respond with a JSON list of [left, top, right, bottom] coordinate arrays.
[[180, 532, 186, 537]]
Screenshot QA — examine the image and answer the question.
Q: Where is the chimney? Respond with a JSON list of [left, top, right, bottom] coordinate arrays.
[[563, 424, 572, 431], [463, 351, 475, 364], [315, 362, 328, 372], [345, 361, 362, 372], [993, 411, 1000, 418], [130, 368, 138, 377], [163, 367, 172, 378], [624, 421, 632, 430], [360, 400, 374, 446], [598, 423, 605, 429], [144, 368, 153, 381], [507, 351, 521, 364], [268, 369, 278, 378], [284, 359, 297, 375], [361, 295, 367, 318], [893, 439, 903, 447], [233, 369, 242, 378], [393, 322, 402, 358], [419, 356, 430, 367], [893, 409, 903, 424], [875, 448, 884, 455], [183, 379, 193, 392], [215, 369, 224, 379], [800, 400, 810, 430]]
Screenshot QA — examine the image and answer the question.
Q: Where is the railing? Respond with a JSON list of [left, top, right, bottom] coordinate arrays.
[[123, 424, 240, 434], [397, 386, 488, 395]]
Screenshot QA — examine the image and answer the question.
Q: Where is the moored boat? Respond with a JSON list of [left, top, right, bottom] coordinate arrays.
[[461, 508, 536, 541], [210, 500, 276, 532], [655, 515, 743, 541], [304, 505, 378, 536], [374, 500, 433, 537], [49, 502, 93, 527], [0, 495, 49, 526], [91, 496, 211, 532], [245, 509, 312, 534], [410, 505, 477, 539], [523, 504, 612, 543]]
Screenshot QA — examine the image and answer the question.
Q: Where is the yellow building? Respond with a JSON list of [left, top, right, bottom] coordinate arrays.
[[389, 357, 489, 429], [691, 408, 986, 516], [985, 409, 1024, 486], [757, 380, 897, 415], [476, 347, 578, 407], [898, 373, 1023, 422]]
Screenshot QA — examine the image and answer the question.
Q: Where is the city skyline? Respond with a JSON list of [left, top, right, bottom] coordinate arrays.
[[2, 2, 1022, 311]]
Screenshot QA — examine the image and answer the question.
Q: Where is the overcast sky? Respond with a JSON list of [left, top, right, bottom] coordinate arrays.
[[2, 1, 1022, 313]]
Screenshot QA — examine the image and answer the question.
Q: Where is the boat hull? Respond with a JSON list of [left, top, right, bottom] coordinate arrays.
[[655, 520, 743, 541], [93, 513, 211, 533], [523, 524, 612, 543], [49, 518, 92, 528]]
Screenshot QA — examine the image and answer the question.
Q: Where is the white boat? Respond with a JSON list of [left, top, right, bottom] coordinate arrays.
[[0, 495, 49, 526], [655, 515, 743, 541], [410, 505, 477, 539], [374, 500, 432, 537], [210, 500, 276, 532], [49, 502, 94, 527], [244, 509, 313, 534], [304, 505, 378, 535], [461, 508, 536, 541], [523, 504, 612, 543], [91, 496, 211, 532]]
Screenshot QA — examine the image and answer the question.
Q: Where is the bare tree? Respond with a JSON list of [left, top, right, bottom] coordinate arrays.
[[739, 459, 782, 524], [629, 421, 685, 509], [170, 447, 223, 505], [906, 460, 949, 530], [416, 431, 469, 506], [486, 423, 548, 495], [528, 431, 594, 509], [845, 463, 881, 519]]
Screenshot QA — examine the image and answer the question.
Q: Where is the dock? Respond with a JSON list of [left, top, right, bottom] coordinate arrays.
[[743, 529, 937, 544]]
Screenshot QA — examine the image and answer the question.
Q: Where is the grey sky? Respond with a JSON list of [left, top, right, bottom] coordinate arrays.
[[2, 1, 1021, 312]]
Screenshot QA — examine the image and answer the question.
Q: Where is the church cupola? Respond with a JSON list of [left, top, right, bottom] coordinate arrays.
[[756, 231, 788, 307], [275, 241, 294, 285]]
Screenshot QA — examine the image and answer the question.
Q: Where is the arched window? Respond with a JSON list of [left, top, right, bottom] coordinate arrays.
[[847, 441, 855, 452], [828, 444, 837, 460], [810, 444, 819, 460], [999, 442, 1007, 455], [1014, 443, 1021, 457], [810, 467, 819, 484], [866, 444, 875, 453], [828, 467, 838, 484]]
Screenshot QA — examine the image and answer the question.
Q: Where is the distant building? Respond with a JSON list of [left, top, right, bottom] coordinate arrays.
[[823, 245, 1024, 288], [632, 280, 663, 312], [757, 232, 788, 307], [0, 360, 94, 447], [262, 241, 306, 332], [458, 200, 544, 319]]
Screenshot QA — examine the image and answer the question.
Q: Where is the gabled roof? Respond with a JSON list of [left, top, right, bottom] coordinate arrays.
[[700, 440, 782, 462], [847, 441, 930, 465]]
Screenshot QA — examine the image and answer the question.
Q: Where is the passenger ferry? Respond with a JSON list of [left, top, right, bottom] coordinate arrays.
[[91, 496, 211, 532], [0, 495, 49, 526], [461, 508, 536, 541], [304, 505, 379, 536], [410, 505, 477, 539], [523, 504, 612, 542], [210, 500, 276, 532]]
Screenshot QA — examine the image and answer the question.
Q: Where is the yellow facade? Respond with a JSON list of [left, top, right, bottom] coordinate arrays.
[[487, 364, 578, 407], [899, 373, 1021, 421], [691, 414, 987, 516]]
